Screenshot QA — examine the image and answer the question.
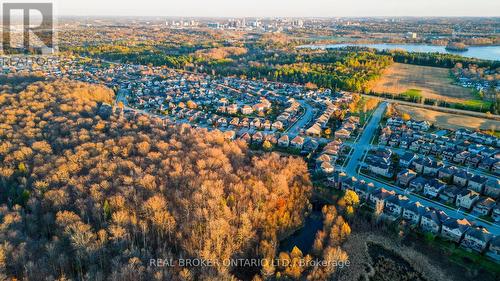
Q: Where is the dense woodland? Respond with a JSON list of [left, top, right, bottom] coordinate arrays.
[[200, 50, 393, 93], [0, 80, 350, 280]]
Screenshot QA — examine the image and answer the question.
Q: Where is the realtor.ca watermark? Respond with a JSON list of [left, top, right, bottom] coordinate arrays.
[[149, 258, 351, 269], [0, 55, 58, 68], [1, 1, 56, 56]]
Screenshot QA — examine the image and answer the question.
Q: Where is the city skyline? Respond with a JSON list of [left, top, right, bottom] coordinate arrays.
[[53, 0, 500, 17]]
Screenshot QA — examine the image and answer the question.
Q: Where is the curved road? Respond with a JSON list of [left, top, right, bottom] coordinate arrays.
[[286, 100, 315, 136]]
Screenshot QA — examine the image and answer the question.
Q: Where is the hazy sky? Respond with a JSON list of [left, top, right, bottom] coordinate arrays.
[[53, 0, 499, 17]]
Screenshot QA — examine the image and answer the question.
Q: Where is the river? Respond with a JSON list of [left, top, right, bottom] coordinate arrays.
[[299, 43, 500, 61]]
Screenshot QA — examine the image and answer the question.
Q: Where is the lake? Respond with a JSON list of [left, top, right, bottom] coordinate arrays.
[[299, 43, 500, 61]]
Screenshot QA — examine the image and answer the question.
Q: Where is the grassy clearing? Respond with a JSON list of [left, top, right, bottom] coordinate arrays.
[[400, 88, 423, 102], [461, 99, 493, 112]]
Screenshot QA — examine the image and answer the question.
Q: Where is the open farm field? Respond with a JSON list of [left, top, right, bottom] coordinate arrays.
[[370, 63, 476, 104]]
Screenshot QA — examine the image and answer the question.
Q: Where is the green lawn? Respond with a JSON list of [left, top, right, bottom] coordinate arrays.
[[403, 88, 423, 97], [459, 99, 493, 111], [400, 89, 423, 101]]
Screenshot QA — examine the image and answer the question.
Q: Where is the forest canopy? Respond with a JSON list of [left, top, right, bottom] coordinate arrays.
[[0, 80, 316, 280]]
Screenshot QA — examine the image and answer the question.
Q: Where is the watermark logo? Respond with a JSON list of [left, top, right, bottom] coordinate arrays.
[[2, 1, 55, 55]]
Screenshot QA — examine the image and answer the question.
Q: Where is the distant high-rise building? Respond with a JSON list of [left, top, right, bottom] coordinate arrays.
[[207, 22, 220, 29], [406, 32, 417, 39]]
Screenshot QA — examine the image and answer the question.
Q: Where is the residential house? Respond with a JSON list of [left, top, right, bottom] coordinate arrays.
[[387, 117, 404, 127], [467, 175, 488, 193], [384, 195, 410, 218], [374, 147, 393, 159], [412, 157, 426, 174], [486, 236, 500, 262], [455, 189, 480, 210], [318, 162, 335, 175], [402, 201, 427, 225], [316, 154, 333, 165], [397, 169, 417, 187], [493, 203, 500, 222], [461, 226, 493, 253], [272, 121, 284, 131], [251, 118, 262, 129], [420, 143, 433, 155], [437, 166, 458, 183], [423, 179, 447, 198], [379, 133, 389, 146], [420, 208, 448, 235], [468, 143, 485, 154], [388, 135, 400, 147], [323, 147, 339, 158], [409, 141, 422, 152], [409, 176, 428, 192], [365, 155, 393, 178], [264, 133, 277, 145], [335, 128, 351, 140], [456, 140, 470, 151], [417, 120, 431, 131], [262, 120, 272, 130], [442, 148, 458, 161], [290, 136, 305, 150], [472, 197, 496, 216], [306, 124, 322, 137], [227, 104, 238, 114], [339, 175, 357, 191], [439, 185, 462, 204], [353, 181, 375, 201], [240, 132, 251, 143], [253, 103, 266, 113], [484, 179, 500, 199], [399, 137, 411, 149], [327, 174, 341, 189], [453, 151, 471, 164], [479, 157, 497, 172], [240, 118, 250, 127], [278, 135, 290, 147], [453, 170, 471, 187], [368, 188, 396, 211], [217, 117, 228, 126], [440, 218, 472, 243], [399, 152, 417, 168], [229, 117, 240, 126], [466, 155, 483, 168], [422, 158, 444, 177], [252, 132, 264, 144], [494, 161, 500, 176], [241, 105, 253, 115], [303, 139, 319, 153]]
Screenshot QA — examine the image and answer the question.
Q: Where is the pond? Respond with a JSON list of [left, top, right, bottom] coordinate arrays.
[[299, 43, 500, 61], [280, 209, 324, 254]]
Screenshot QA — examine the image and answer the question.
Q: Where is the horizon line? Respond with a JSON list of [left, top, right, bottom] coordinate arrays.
[[54, 15, 500, 19]]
